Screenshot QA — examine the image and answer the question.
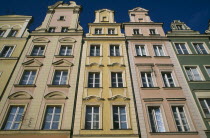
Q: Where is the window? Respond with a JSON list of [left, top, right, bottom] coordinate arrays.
[[61, 27, 68, 33], [102, 16, 107, 21], [3, 106, 24, 130], [135, 45, 146, 56], [176, 25, 183, 30], [0, 46, 14, 57], [110, 45, 120, 56], [48, 27, 55, 33], [172, 106, 190, 132], [154, 45, 165, 56], [141, 72, 154, 87], [85, 106, 99, 129], [148, 106, 165, 132], [149, 29, 156, 35], [42, 106, 61, 130], [185, 67, 202, 81], [113, 106, 127, 129], [199, 98, 210, 118], [205, 66, 210, 76], [108, 28, 115, 34], [95, 28, 102, 34], [90, 45, 100, 56], [59, 16, 65, 20], [19, 70, 36, 85], [31, 45, 45, 56], [131, 14, 135, 16], [88, 72, 100, 88], [175, 43, 189, 54], [111, 72, 123, 88], [59, 45, 72, 56], [52, 70, 68, 85], [133, 29, 140, 35], [162, 72, 175, 87], [193, 43, 208, 54], [8, 30, 18, 37], [0, 30, 6, 37]]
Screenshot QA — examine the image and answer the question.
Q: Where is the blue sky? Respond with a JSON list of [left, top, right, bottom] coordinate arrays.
[[0, 0, 209, 33]]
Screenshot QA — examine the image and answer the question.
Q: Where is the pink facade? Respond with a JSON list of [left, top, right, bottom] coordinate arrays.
[[123, 7, 206, 138]]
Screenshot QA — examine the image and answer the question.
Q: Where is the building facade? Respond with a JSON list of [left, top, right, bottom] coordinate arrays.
[[0, 15, 32, 100], [123, 8, 206, 138], [0, 1, 83, 138], [73, 9, 139, 138], [167, 20, 210, 137]]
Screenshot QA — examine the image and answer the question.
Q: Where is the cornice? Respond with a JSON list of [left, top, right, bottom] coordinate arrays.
[[83, 37, 125, 41], [30, 32, 83, 36], [122, 22, 163, 26], [125, 36, 169, 40], [88, 23, 121, 26]]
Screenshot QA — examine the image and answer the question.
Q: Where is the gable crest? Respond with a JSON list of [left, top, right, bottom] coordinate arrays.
[[22, 59, 43, 67]]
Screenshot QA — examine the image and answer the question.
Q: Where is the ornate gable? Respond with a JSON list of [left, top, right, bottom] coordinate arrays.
[[22, 59, 43, 67], [131, 7, 148, 12], [52, 59, 74, 67]]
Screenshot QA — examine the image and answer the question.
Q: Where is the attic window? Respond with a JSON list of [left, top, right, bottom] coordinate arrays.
[[59, 16, 65, 21], [176, 25, 183, 30], [138, 18, 143, 22], [131, 14, 135, 16], [102, 16, 107, 22]]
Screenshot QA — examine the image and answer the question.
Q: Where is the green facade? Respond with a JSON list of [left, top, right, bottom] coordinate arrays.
[[167, 20, 210, 137]]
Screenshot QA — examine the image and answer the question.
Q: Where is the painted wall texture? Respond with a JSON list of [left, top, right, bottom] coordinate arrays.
[[167, 20, 210, 137], [0, 15, 32, 100]]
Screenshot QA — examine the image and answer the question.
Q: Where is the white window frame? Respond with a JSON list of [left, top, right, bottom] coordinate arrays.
[[19, 70, 36, 85], [30, 45, 45, 56], [61, 27, 68, 33], [140, 72, 154, 87], [111, 72, 123, 87], [176, 25, 184, 30], [184, 66, 204, 81], [133, 29, 140, 35], [108, 28, 115, 34], [59, 45, 72, 56], [0, 30, 6, 37], [48, 27, 56, 33], [85, 106, 100, 129], [112, 105, 128, 129], [192, 42, 209, 54], [0, 45, 15, 57], [52, 70, 68, 85], [8, 30, 18, 37], [204, 65, 210, 77], [90, 45, 100, 56], [149, 28, 157, 35], [2, 105, 26, 130], [153, 45, 165, 56], [174, 42, 191, 54], [110, 45, 120, 56], [198, 98, 210, 118], [95, 28, 102, 34], [171, 105, 191, 132], [135, 45, 147, 56], [161, 72, 176, 87], [88, 72, 100, 88]]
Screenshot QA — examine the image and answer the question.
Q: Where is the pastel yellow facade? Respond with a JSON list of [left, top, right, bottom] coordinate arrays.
[[73, 9, 139, 138], [0, 15, 32, 99]]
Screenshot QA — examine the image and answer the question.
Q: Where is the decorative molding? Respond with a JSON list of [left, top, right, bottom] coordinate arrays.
[[83, 96, 105, 101], [52, 59, 73, 67], [155, 64, 174, 67], [59, 37, 76, 43], [44, 91, 68, 100], [108, 95, 130, 101], [22, 59, 43, 67], [143, 98, 163, 102], [136, 63, 154, 66], [32, 37, 50, 43], [130, 7, 149, 12], [85, 63, 104, 67], [166, 98, 186, 101], [8, 91, 33, 100], [107, 62, 125, 67]]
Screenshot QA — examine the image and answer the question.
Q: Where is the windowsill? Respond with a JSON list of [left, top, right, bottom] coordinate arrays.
[[110, 128, 132, 130], [150, 131, 198, 135], [81, 129, 103, 130], [177, 54, 210, 56], [109, 87, 127, 88], [57, 19, 65, 21], [54, 55, 74, 58], [134, 56, 151, 58], [92, 34, 104, 35], [87, 56, 103, 57], [47, 84, 70, 88], [14, 84, 36, 87], [154, 56, 170, 58], [108, 56, 123, 57], [0, 57, 19, 60], [26, 55, 45, 58], [132, 34, 143, 36], [188, 80, 210, 83], [149, 34, 160, 36], [141, 87, 160, 90], [162, 87, 182, 90], [85, 87, 103, 88], [106, 34, 118, 35]]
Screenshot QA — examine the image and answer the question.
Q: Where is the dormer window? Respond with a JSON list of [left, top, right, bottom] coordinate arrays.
[[176, 25, 183, 30], [59, 16, 65, 21], [108, 28, 115, 34], [138, 18, 143, 22], [48, 27, 55, 33], [8, 30, 18, 37], [61, 27, 68, 33], [102, 16, 107, 22], [95, 28, 102, 34], [149, 29, 156, 35], [133, 29, 140, 35], [0, 30, 6, 37]]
